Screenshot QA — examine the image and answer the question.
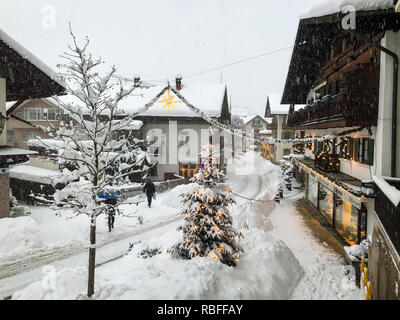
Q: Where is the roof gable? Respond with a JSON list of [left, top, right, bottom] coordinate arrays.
[[117, 83, 227, 118], [243, 114, 269, 125]]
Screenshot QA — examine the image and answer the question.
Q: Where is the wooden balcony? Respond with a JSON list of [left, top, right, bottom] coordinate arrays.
[[374, 178, 400, 256], [287, 63, 379, 129], [315, 154, 340, 173]]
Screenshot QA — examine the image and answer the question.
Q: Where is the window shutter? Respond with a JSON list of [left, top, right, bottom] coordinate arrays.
[[353, 138, 359, 161], [367, 139, 374, 165], [348, 138, 354, 160]]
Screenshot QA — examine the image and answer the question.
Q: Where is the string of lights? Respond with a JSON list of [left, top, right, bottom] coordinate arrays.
[[168, 86, 372, 146]]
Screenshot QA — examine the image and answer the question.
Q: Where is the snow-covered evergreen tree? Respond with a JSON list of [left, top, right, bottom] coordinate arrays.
[[37, 26, 149, 297], [172, 145, 243, 267]]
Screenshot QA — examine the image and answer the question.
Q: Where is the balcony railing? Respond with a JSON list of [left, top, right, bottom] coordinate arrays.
[[374, 178, 400, 256], [287, 63, 379, 128], [314, 154, 340, 173]]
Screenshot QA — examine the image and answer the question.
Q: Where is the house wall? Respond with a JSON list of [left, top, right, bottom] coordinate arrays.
[[271, 114, 294, 164], [7, 99, 64, 149], [376, 30, 400, 178], [142, 119, 228, 181]]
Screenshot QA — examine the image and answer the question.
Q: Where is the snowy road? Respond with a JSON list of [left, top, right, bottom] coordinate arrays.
[[2, 153, 359, 299], [0, 216, 182, 299]]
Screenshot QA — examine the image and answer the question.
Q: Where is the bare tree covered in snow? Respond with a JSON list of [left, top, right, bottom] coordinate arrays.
[[38, 27, 151, 297]]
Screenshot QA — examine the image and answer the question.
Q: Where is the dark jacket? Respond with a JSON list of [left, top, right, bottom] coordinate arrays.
[[143, 182, 156, 196]]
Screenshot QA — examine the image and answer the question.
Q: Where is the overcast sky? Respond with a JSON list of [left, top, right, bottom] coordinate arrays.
[[0, 0, 324, 117]]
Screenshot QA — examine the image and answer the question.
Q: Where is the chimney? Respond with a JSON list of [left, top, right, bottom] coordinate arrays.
[[175, 74, 182, 90], [133, 75, 140, 87]]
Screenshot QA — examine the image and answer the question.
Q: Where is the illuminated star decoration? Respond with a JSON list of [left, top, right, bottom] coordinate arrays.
[[157, 88, 182, 115]]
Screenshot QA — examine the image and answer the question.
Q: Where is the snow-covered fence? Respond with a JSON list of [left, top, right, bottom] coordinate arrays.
[[119, 178, 187, 199]]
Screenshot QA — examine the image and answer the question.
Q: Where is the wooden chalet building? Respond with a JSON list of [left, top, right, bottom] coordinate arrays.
[[117, 76, 231, 181], [282, 1, 400, 299], [0, 28, 65, 218]]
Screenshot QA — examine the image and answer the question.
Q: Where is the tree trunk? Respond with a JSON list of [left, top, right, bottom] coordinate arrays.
[[87, 215, 96, 297]]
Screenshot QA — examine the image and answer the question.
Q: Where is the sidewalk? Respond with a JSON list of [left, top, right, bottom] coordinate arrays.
[[268, 191, 360, 300]]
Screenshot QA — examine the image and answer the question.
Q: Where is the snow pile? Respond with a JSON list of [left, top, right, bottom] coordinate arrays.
[[344, 239, 371, 262], [13, 228, 302, 300], [0, 217, 42, 257], [93, 230, 301, 300], [301, 0, 394, 19], [372, 176, 400, 207], [13, 267, 88, 300]]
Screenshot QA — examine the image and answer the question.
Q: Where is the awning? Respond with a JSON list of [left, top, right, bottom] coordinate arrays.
[[295, 158, 367, 209]]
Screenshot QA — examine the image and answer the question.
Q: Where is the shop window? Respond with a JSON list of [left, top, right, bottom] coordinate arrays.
[[318, 184, 334, 225], [307, 174, 318, 208], [179, 162, 198, 179], [334, 195, 359, 245]]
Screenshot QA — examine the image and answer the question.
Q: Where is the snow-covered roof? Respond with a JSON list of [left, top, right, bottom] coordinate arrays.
[[0, 28, 65, 89], [10, 165, 60, 185], [26, 139, 65, 150], [259, 129, 272, 135], [0, 147, 37, 156], [6, 101, 17, 112], [242, 114, 270, 125], [266, 93, 305, 116], [301, 0, 394, 20], [113, 119, 144, 131], [117, 84, 226, 118], [267, 93, 290, 115]]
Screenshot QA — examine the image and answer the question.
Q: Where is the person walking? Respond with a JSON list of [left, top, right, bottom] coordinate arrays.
[[143, 178, 156, 208]]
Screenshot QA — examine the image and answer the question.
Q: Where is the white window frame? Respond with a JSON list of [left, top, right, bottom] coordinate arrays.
[[24, 108, 42, 121]]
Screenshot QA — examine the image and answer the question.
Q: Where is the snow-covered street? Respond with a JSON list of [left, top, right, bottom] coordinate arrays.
[[1, 152, 360, 300]]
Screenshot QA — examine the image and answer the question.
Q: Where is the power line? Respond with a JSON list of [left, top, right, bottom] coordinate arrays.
[[183, 45, 294, 79]]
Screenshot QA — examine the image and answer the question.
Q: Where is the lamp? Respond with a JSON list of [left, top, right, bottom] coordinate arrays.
[[0, 112, 5, 136]]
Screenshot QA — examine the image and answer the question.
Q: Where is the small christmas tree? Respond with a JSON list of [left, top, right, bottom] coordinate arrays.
[[171, 145, 243, 267]]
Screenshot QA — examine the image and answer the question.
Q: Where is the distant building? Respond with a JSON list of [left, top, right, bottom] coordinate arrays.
[[6, 98, 66, 150], [265, 93, 300, 164], [259, 129, 272, 160]]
